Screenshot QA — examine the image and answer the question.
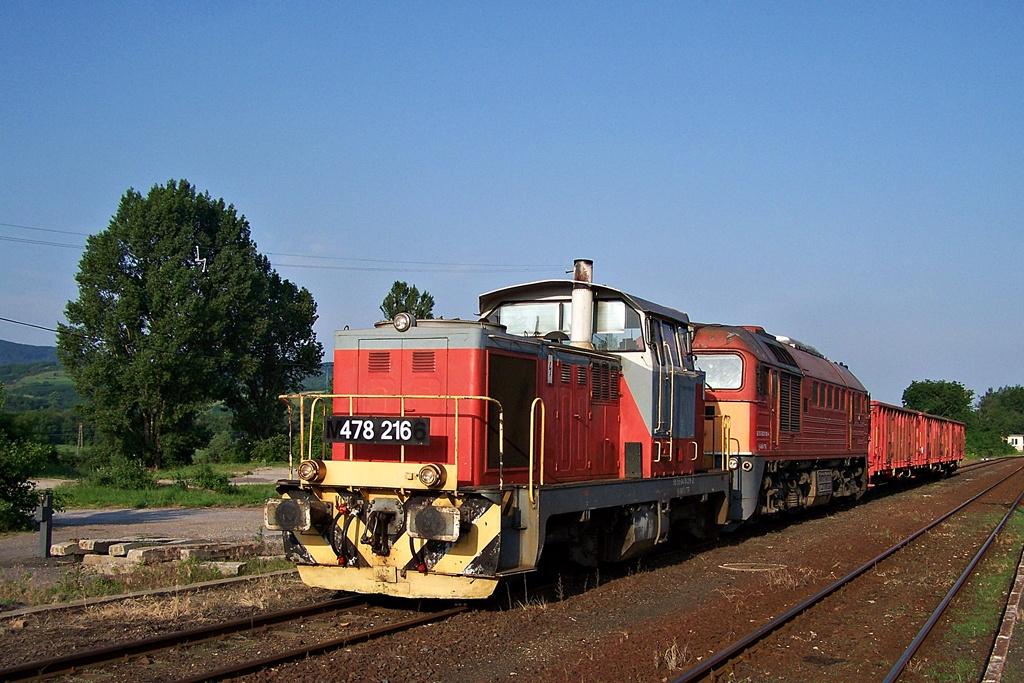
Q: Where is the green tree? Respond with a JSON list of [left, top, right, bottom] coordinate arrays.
[[380, 281, 435, 321], [57, 180, 322, 468], [222, 268, 323, 443], [0, 381, 50, 531], [976, 386, 1024, 438], [901, 379, 975, 423]]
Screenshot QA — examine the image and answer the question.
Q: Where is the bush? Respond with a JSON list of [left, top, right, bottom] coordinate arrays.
[[249, 435, 289, 464], [194, 430, 243, 464], [89, 455, 157, 490], [184, 464, 233, 493], [0, 435, 50, 531]]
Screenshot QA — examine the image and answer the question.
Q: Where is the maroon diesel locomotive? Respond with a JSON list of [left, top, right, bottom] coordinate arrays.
[[264, 260, 963, 599]]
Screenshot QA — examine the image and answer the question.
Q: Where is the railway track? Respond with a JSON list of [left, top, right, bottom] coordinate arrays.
[[0, 595, 466, 682], [670, 463, 1024, 682]]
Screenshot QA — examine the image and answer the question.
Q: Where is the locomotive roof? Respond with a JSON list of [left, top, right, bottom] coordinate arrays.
[[693, 323, 867, 393], [478, 279, 691, 326]]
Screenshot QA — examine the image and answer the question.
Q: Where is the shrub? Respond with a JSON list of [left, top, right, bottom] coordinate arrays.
[[194, 430, 241, 464], [249, 435, 289, 464], [89, 455, 157, 490], [0, 436, 50, 531], [186, 464, 233, 493]]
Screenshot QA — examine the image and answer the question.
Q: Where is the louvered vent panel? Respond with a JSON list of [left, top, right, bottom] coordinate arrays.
[[367, 351, 391, 373], [766, 343, 797, 367], [779, 372, 802, 432], [412, 351, 436, 373], [561, 364, 572, 383], [589, 363, 621, 403], [577, 365, 588, 385]]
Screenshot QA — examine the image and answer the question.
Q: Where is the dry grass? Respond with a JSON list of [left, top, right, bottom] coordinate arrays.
[[762, 566, 821, 591], [653, 637, 691, 670]]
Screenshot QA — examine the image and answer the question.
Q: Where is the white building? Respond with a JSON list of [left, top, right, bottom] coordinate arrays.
[[1008, 435, 1024, 452]]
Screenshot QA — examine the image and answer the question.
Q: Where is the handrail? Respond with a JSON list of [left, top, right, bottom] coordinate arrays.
[[277, 393, 505, 492], [529, 397, 545, 505], [663, 341, 675, 440], [723, 414, 732, 466]]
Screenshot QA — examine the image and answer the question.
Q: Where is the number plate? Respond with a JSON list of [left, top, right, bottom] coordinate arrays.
[[324, 416, 430, 445]]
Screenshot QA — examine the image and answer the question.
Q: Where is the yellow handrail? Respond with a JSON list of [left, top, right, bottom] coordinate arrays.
[[529, 397, 545, 505]]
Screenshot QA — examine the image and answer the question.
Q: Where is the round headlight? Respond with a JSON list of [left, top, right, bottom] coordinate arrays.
[[417, 464, 444, 488], [728, 457, 739, 470], [298, 459, 327, 483], [393, 312, 416, 332]]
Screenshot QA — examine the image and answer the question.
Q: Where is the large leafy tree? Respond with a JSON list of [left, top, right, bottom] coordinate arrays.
[[380, 281, 435, 321], [58, 180, 322, 467], [901, 379, 975, 423]]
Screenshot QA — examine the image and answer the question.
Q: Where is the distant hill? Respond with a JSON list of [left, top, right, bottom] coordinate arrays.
[[0, 339, 58, 366]]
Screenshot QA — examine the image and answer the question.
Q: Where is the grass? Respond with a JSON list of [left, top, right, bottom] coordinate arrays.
[[54, 482, 278, 509], [0, 555, 295, 610], [917, 511, 1024, 682], [33, 461, 287, 509]]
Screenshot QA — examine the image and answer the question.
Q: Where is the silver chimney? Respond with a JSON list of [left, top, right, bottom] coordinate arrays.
[[569, 259, 595, 349]]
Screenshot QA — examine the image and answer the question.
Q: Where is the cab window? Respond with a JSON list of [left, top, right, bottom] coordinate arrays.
[[694, 354, 743, 390], [594, 301, 644, 351]]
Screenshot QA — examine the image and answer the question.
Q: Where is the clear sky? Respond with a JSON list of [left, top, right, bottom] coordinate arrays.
[[1, 2, 1021, 405]]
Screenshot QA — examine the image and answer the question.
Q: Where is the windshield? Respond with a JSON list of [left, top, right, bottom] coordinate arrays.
[[491, 299, 644, 350], [694, 353, 744, 390], [491, 302, 569, 337]]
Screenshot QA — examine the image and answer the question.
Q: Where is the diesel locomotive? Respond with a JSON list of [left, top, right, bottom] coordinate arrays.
[[264, 260, 963, 599]]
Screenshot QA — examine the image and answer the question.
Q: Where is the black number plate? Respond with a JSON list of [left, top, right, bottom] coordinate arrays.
[[324, 416, 430, 445]]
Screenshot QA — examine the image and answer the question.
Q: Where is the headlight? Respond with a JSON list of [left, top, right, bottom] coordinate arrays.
[[393, 312, 416, 332], [417, 464, 444, 488], [297, 459, 327, 483], [728, 457, 739, 470]]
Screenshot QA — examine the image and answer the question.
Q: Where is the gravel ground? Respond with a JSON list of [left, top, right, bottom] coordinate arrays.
[[5, 461, 1024, 682]]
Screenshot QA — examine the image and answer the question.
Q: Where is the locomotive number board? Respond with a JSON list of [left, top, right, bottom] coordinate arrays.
[[324, 416, 430, 446]]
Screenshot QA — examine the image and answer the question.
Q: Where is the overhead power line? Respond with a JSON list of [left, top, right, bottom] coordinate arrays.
[[0, 222, 91, 236], [0, 316, 59, 333], [0, 235, 85, 249], [0, 220, 564, 273]]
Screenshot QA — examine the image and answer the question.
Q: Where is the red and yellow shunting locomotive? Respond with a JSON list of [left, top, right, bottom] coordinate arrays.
[[265, 260, 963, 599]]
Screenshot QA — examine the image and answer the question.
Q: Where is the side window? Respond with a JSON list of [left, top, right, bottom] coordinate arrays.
[[648, 319, 664, 366]]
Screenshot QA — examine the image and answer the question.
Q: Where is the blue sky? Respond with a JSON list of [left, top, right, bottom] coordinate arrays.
[[1, 2, 1021, 404]]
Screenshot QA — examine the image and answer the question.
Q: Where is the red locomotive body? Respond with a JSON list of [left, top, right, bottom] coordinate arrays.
[[869, 401, 963, 481], [693, 324, 871, 519]]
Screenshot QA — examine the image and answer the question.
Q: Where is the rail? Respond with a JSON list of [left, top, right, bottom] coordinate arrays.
[[670, 463, 1024, 683], [279, 393, 504, 491]]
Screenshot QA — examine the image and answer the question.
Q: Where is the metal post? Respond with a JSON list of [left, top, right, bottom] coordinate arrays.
[[37, 492, 52, 558]]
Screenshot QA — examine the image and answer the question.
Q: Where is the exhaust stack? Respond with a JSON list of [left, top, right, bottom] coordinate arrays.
[[569, 259, 595, 350]]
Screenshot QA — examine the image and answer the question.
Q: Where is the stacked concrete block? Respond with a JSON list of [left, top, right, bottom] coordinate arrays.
[[50, 537, 267, 576]]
